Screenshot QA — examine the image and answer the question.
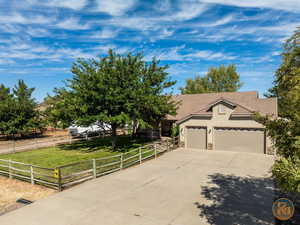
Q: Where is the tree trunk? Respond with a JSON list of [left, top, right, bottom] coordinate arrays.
[[111, 124, 118, 150], [131, 119, 139, 138]]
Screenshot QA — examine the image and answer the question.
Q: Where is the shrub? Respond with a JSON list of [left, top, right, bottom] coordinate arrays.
[[171, 125, 179, 137], [272, 157, 300, 193]]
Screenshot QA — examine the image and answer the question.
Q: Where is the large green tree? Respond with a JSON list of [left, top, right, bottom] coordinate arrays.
[[180, 64, 243, 94], [257, 28, 300, 193], [0, 80, 43, 138], [47, 50, 177, 149]]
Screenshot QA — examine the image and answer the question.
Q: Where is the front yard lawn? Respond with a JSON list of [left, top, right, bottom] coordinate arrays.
[[0, 136, 150, 168]]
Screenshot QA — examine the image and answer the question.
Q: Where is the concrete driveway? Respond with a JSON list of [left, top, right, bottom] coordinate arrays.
[[0, 149, 275, 225]]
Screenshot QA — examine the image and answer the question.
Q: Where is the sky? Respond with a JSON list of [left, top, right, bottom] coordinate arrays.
[[0, 0, 299, 102]]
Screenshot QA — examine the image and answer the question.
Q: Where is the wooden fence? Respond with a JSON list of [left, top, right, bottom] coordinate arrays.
[[0, 137, 179, 191], [0, 130, 113, 155]]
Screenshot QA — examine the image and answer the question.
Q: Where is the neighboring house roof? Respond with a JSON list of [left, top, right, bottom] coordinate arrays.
[[167, 91, 277, 121]]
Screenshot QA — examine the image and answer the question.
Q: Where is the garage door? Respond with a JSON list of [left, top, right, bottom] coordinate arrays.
[[214, 127, 265, 153], [186, 127, 207, 149]]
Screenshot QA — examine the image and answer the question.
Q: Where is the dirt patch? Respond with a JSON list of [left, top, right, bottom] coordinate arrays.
[[0, 176, 56, 215]]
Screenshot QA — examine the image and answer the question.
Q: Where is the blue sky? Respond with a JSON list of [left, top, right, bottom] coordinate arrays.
[[0, 0, 299, 102]]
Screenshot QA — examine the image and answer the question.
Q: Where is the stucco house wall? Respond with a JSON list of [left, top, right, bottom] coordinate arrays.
[[178, 103, 273, 152], [165, 91, 277, 154]]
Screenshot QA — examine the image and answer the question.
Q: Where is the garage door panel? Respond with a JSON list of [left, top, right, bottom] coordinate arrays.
[[186, 127, 207, 149], [214, 128, 265, 154]]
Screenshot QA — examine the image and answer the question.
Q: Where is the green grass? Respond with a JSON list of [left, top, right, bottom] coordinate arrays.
[[0, 136, 151, 168]]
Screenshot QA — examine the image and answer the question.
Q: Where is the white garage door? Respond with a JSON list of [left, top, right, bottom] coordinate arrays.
[[186, 127, 207, 149], [214, 127, 265, 154]]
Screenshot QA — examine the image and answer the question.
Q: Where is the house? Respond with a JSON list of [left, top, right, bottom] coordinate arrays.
[[164, 91, 277, 154]]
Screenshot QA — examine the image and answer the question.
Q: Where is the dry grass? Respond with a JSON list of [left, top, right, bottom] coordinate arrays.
[[0, 177, 56, 213], [44, 129, 69, 137]]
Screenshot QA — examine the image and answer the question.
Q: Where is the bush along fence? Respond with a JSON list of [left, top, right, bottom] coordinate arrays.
[[0, 137, 179, 191]]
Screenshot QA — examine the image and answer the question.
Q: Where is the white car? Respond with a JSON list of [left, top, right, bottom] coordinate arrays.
[[68, 123, 111, 137]]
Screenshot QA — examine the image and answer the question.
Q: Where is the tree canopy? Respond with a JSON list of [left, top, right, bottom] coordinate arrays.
[[46, 50, 177, 149], [0, 80, 42, 137], [257, 27, 300, 193], [180, 64, 243, 94]]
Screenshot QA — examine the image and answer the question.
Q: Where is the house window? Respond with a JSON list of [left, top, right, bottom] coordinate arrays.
[[218, 104, 225, 114]]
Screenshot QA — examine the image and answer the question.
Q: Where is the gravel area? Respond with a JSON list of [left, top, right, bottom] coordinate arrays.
[[0, 177, 56, 215]]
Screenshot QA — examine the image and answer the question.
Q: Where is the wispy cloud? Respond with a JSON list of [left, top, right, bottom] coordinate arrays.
[[55, 17, 91, 30], [26, 27, 51, 37], [0, 13, 53, 25], [27, 0, 88, 10], [0, 59, 15, 65], [94, 0, 137, 16], [186, 50, 237, 60], [145, 46, 236, 61], [198, 0, 300, 12], [199, 14, 235, 27], [88, 29, 119, 39], [166, 2, 209, 21]]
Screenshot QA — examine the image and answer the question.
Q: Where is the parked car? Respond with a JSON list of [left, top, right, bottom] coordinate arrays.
[[68, 123, 111, 137]]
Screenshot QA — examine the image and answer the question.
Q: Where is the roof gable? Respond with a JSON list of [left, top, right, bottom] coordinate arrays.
[[167, 91, 277, 121]]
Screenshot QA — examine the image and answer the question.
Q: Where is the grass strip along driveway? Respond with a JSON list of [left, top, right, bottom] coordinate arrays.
[[0, 136, 156, 189], [0, 136, 150, 168]]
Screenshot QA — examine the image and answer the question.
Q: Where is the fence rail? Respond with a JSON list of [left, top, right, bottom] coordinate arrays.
[[0, 130, 113, 155], [0, 137, 179, 191]]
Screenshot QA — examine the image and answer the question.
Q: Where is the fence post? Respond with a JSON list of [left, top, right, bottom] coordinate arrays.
[[92, 159, 97, 179], [172, 137, 175, 149], [57, 167, 62, 192], [30, 166, 34, 185], [34, 133, 38, 149], [12, 140, 16, 153], [8, 159, 12, 179], [120, 154, 123, 169], [154, 144, 157, 159], [139, 147, 142, 164], [167, 140, 170, 151]]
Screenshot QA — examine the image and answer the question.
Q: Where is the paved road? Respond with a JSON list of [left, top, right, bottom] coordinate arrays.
[[0, 149, 275, 225]]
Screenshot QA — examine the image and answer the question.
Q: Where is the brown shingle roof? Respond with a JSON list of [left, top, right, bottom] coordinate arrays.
[[167, 91, 277, 120]]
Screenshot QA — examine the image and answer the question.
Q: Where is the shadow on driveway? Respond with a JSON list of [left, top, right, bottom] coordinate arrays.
[[195, 173, 274, 225]]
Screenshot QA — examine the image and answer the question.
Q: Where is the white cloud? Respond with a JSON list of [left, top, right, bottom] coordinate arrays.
[[145, 46, 235, 61], [106, 16, 156, 31], [89, 29, 119, 39], [200, 14, 235, 27], [272, 51, 281, 56], [169, 2, 209, 21], [55, 18, 90, 30], [92, 45, 132, 55], [95, 1, 209, 31], [150, 28, 175, 42], [186, 50, 236, 60], [0, 59, 15, 65], [0, 24, 20, 33], [95, 0, 137, 16], [0, 13, 53, 25], [197, 0, 300, 12], [157, 0, 172, 12], [26, 0, 87, 10], [26, 27, 50, 37]]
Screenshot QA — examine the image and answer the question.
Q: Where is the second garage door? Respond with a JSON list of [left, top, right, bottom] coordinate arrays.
[[214, 127, 265, 154], [186, 127, 207, 149]]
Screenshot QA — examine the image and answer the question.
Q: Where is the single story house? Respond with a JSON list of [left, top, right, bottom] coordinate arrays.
[[164, 91, 277, 154]]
